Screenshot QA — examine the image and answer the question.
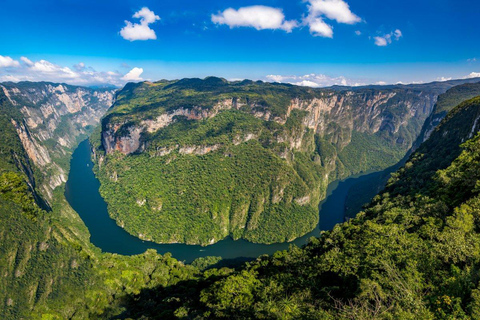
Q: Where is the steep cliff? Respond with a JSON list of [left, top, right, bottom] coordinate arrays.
[[344, 81, 480, 219], [414, 81, 480, 147], [0, 82, 115, 200], [94, 77, 477, 245]]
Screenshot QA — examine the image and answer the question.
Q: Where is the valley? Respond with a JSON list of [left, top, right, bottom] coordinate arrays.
[[3, 1, 480, 318], [1, 77, 480, 318]]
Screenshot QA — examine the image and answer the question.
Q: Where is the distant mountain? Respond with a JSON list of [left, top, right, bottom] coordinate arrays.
[[415, 81, 480, 147]]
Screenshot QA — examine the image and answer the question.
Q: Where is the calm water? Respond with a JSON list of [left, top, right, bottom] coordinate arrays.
[[65, 140, 381, 263]]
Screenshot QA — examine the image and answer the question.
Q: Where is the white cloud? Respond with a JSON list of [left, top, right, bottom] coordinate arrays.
[[306, 0, 361, 24], [468, 58, 477, 63], [20, 56, 33, 66], [307, 18, 333, 38], [120, 7, 160, 41], [0, 75, 22, 82], [374, 29, 402, 46], [374, 36, 388, 47], [394, 29, 402, 39], [121, 67, 144, 81], [133, 7, 160, 24], [0, 56, 142, 86], [211, 6, 298, 32], [266, 73, 363, 87], [211, 0, 360, 38], [304, 0, 360, 38], [74, 62, 85, 71], [0, 55, 20, 68], [355, 30, 362, 36], [466, 72, 480, 79]]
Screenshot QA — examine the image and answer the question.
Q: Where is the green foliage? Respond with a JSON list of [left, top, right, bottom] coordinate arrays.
[[96, 79, 429, 245], [0, 86, 202, 319], [338, 131, 405, 174], [386, 96, 480, 197], [6, 80, 480, 318], [0, 170, 201, 319], [97, 138, 319, 245]]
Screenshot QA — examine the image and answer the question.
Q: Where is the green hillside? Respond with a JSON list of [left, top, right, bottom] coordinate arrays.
[[344, 82, 480, 219], [94, 78, 436, 245]]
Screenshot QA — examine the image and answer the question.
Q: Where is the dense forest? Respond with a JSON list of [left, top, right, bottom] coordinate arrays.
[[94, 77, 448, 246]]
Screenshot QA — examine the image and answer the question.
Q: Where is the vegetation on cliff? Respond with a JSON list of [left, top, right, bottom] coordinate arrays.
[[94, 77, 439, 245]]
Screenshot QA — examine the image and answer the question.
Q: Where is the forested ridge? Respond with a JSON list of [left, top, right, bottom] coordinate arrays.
[[344, 81, 480, 219]]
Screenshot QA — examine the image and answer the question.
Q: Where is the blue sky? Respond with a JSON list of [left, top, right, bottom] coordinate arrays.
[[0, 0, 479, 87]]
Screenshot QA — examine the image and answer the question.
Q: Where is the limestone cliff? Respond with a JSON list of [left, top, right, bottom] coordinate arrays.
[[0, 82, 115, 200], [102, 89, 436, 157], [413, 81, 480, 149]]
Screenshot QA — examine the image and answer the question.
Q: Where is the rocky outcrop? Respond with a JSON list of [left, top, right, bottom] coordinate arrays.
[[1, 82, 115, 200], [11, 119, 52, 167]]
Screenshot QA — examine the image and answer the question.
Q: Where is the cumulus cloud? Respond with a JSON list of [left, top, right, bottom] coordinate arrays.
[[0, 56, 143, 86], [466, 72, 480, 79], [374, 36, 388, 47], [211, 6, 298, 32], [121, 67, 144, 81], [120, 7, 160, 41], [74, 62, 86, 71], [394, 29, 402, 39], [374, 29, 402, 46], [304, 0, 361, 38], [355, 30, 362, 36], [307, 18, 334, 38], [20, 56, 33, 66], [211, 0, 360, 38], [0, 55, 20, 68], [306, 0, 361, 24], [266, 73, 364, 87]]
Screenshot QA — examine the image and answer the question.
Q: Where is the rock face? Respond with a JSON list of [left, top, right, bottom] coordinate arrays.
[[413, 82, 480, 149], [94, 77, 480, 246], [0, 82, 115, 200], [102, 90, 437, 157]]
